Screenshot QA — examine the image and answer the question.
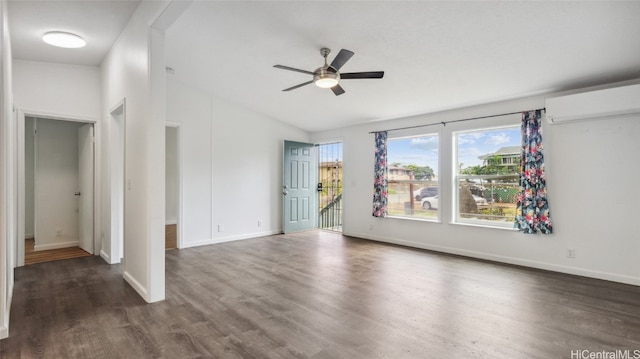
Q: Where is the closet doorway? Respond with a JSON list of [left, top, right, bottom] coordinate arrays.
[[21, 115, 95, 265]]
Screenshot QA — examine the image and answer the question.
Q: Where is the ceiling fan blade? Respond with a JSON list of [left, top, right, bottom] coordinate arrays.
[[282, 80, 314, 92], [340, 71, 385, 79], [274, 65, 314, 75], [331, 84, 345, 96], [330, 49, 354, 71]]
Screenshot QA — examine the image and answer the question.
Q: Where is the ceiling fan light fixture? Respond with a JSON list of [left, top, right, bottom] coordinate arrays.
[[274, 48, 383, 95], [314, 68, 340, 88], [42, 31, 86, 48], [314, 77, 339, 88]]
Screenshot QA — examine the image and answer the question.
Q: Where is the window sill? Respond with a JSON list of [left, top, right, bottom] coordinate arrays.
[[450, 220, 518, 231], [386, 215, 441, 224]]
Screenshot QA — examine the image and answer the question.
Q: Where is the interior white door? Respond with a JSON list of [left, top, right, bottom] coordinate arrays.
[[78, 124, 94, 254]]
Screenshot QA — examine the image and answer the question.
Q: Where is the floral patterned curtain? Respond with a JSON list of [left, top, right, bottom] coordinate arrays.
[[373, 131, 388, 217], [515, 110, 552, 234]]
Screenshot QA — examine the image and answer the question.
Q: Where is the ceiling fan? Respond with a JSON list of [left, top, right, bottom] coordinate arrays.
[[273, 48, 384, 96]]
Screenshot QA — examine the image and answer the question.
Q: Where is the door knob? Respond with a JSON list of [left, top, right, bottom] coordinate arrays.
[[74, 192, 81, 196], [283, 191, 288, 196]]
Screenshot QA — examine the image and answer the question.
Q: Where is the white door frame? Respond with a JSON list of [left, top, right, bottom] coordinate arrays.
[[165, 122, 182, 249], [104, 100, 126, 264], [17, 109, 99, 266]]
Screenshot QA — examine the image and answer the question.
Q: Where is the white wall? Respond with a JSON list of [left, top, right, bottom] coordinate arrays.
[[0, 0, 14, 340], [13, 60, 101, 120], [165, 79, 211, 246], [33, 118, 83, 251], [165, 126, 178, 224], [166, 78, 310, 248], [311, 83, 640, 286], [545, 114, 639, 282], [100, 1, 169, 303]]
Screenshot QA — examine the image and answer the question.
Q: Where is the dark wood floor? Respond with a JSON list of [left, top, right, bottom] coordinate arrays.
[[2, 231, 639, 358]]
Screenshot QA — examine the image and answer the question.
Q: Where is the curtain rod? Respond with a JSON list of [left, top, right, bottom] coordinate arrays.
[[368, 107, 546, 134]]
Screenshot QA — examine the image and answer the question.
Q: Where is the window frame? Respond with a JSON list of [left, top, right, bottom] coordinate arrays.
[[452, 124, 520, 229], [385, 131, 441, 222]]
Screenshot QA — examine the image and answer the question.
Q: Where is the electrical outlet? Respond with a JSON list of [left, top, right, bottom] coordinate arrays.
[[56, 228, 62, 237], [257, 219, 262, 228], [217, 224, 224, 232], [566, 248, 576, 259], [369, 224, 374, 231]]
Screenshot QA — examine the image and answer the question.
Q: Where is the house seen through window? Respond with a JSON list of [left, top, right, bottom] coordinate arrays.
[[455, 125, 521, 227], [386, 134, 439, 220]]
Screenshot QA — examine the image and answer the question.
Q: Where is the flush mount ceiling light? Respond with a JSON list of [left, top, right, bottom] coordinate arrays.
[[42, 31, 86, 48]]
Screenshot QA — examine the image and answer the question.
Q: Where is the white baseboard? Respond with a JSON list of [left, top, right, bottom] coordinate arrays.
[[0, 281, 13, 339], [34, 241, 79, 251], [24, 234, 34, 240], [123, 270, 150, 302], [165, 220, 177, 225], [99, 250, 115, 264], [346, 230, 640, 287], [1, 281, 11, 339], [182, 230, 281, 249], [99, 250, 111, 263]]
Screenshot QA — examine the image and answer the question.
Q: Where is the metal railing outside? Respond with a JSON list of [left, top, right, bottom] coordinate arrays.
[[319, 193, 342, 231]]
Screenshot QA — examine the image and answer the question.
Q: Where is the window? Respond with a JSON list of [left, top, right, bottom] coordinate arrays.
[[386, 133, 439, 220], [454, 125, 520, 227]]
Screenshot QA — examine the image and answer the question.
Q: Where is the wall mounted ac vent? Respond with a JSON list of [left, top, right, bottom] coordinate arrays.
[[545, 83, 640, 124]]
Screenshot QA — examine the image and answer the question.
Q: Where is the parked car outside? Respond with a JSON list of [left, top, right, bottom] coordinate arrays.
[[421, 194, 488, 210], [421, 195, 438, 210], [414, 186, 438, 201]]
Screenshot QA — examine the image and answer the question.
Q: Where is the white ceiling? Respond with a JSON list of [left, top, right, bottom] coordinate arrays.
[[8, 0, 141, 66], [165, 1, 640, 132], [7, 1, 640, 132]]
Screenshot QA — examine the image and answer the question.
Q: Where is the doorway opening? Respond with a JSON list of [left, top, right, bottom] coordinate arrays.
[[165, 125, 180, 250], [317, 142, 343, 232], [22, 116, 95, 265]]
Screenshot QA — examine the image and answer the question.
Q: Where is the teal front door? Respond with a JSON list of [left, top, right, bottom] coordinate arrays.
[[283, 140, 317, 233]]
